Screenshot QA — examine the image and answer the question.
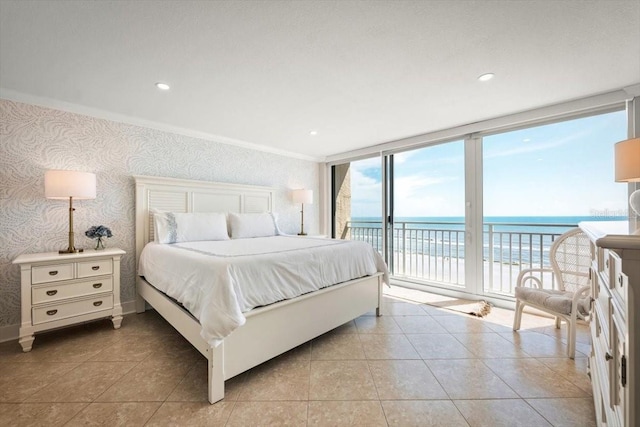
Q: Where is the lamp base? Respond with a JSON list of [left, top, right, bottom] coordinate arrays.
[[59, 248, 83, 254], [630, 189, 640, 217], [297, 232, 307, 236]]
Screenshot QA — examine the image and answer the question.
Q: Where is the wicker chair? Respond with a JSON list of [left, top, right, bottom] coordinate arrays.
[[512, 228, 591, 359]]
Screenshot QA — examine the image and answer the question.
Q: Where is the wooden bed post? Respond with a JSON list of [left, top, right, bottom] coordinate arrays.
[[208, 343, 225, 404], [135, 278, 147, 313], [376, 275, 383, 317]]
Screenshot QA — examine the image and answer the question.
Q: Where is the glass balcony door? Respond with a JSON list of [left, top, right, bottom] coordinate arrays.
[[331, 108, 628, 300], [385, 140, 468, 290], [481, 110, 628, 297], [331, 158, 383, 253]]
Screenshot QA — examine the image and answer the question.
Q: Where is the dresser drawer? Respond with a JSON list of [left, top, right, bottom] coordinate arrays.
[[77, 259, 112, 278], [32, 263, 74, 284], [600, 248, 610, 281], [593, 306, 609, 352], [609, 252, 628, 306], [32, 294, 113, 325], [32, 277, 113, 305]]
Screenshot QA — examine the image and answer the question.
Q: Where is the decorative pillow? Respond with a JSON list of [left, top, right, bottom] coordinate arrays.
[[229, 212, 278, 239], [153, 211, 229, 243]]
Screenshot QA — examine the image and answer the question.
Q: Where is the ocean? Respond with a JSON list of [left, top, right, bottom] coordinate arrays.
[[348, 216, 628, 265]]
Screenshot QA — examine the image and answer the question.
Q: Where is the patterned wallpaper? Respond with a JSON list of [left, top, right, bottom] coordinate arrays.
[[0, 99, 319, 328]]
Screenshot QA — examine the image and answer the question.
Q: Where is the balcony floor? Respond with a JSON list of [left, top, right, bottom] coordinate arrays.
[[0, 287, 594, 426]]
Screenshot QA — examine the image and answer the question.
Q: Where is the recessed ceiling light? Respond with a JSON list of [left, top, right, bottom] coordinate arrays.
[[155, 82, 170, 91], [309, 130, 318, 136], [523, 138, 531, 142], [477, 73, 495, 82]]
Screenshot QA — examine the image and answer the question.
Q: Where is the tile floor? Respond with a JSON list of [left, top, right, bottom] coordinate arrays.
[[0, 287, 595, 426]]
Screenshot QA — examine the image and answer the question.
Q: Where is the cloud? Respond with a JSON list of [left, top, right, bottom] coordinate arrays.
[[484, 128, 592, 160], [350, 167, 382, 217]]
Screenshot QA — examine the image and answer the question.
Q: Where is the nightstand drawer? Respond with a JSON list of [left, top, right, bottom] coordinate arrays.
[[32, 263, 74, 284], [32, 277, 113, 304], [32, 294, 113, 325], [77, 259, 112, 278]]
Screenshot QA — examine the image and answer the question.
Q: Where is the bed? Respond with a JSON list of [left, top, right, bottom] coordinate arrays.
[[133, 175, 385, 403]]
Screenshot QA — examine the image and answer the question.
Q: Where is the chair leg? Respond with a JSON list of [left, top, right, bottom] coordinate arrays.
[[513, 300, 524, 331], [555, 316, 561, 329], [567, 320, 576, 359]]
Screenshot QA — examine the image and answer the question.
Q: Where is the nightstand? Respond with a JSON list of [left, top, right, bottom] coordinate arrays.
[[12, 248, 125, 352]]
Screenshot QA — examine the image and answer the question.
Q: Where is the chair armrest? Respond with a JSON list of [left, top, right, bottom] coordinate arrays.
[[516, 268, 553, 290], [571, 284, 592, 319], [573, 284, 591, 299]]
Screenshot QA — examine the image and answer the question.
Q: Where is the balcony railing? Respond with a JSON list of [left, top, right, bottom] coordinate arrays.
[[346, 220, 576, 296]]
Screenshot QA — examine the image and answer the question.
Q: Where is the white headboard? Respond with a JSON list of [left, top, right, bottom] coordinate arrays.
[[134, 175, 275, 264]]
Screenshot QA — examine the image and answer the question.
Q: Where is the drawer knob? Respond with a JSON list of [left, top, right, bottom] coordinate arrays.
[[91, 266, 100, 271], [92, 283, 102, 289], [618, 275, 623, 286], [605, 352, 613, 361], [46, 309, 58, 316], [93, 301, 103, 307], [49, 271, 58, 276], [46, 290, 58, 296]]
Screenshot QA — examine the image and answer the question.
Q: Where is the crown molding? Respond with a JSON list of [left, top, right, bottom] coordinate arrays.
[[0, 89, 322, 163]]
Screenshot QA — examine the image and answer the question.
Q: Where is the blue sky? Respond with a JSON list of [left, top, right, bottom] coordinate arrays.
[[350, 110, 629, 218]]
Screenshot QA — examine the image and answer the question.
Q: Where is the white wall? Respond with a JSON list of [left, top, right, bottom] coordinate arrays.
[[0, 99, 319, 329]]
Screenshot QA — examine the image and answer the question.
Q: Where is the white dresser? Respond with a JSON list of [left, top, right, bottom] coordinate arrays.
[[13, 248, 125, 352], [579, 222, 639, 427]]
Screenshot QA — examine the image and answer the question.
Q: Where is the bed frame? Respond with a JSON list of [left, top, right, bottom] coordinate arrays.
[[133, 175, 383, 403]]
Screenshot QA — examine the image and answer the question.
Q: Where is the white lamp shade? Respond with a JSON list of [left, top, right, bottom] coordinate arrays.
[[292, 189, 313, 204], [45, 170, 96, 200], [614, 138, 640, 182]]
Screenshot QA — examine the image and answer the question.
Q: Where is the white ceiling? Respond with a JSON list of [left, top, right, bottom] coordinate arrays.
[[1, 1, 639, 161]]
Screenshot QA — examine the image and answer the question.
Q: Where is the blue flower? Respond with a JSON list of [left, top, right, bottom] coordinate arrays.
[[85, 225, 113, 239]]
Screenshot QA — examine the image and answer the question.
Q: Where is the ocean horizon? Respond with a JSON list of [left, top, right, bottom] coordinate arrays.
[[351, 215, 628, 224]]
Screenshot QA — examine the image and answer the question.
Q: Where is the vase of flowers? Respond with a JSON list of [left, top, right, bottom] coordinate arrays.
[[85, 225, 113, 250]]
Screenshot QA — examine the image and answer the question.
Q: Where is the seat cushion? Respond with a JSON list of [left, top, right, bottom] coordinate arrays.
[[515, 287, 589, 317]]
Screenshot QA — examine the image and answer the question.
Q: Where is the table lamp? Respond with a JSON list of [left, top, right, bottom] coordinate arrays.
[[45, 170, 96, 253], [614, 137, 640, 234], [292, 189, 313, 236]]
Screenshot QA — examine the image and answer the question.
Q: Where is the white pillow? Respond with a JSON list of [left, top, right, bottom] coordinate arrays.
[[153, 211, 229, 243], [229, 212, 278, 239]]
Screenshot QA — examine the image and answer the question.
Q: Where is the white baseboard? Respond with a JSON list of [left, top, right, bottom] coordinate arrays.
[[0, 299, 139, 344]]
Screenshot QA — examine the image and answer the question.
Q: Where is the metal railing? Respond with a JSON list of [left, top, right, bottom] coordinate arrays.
[[345, 220, 575, 296]]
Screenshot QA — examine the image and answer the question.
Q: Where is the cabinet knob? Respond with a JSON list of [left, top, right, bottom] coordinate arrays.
[[605, 259, 609, 269], [605, 352, 613, 361], [618, 275, 623, 286], [46, 290, 57, 296], [92, 283, 102, 289], [93, 301, 103, 307], [46, 309, 57, 316], [48, 270, 58, 276], [91, 266, 100, 271]]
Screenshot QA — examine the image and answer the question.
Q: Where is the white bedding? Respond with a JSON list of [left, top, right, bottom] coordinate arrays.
[[138, 236, 389, 346]]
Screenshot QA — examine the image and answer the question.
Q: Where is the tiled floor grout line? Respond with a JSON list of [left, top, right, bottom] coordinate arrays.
[[521, 397, 556, 427]]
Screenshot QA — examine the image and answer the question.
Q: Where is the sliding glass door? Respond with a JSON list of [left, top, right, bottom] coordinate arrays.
[[332, 157, 383, 253], [481, 110, 628, 296], [386, 141, 467, 289], [331, 107, 629, 300]]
